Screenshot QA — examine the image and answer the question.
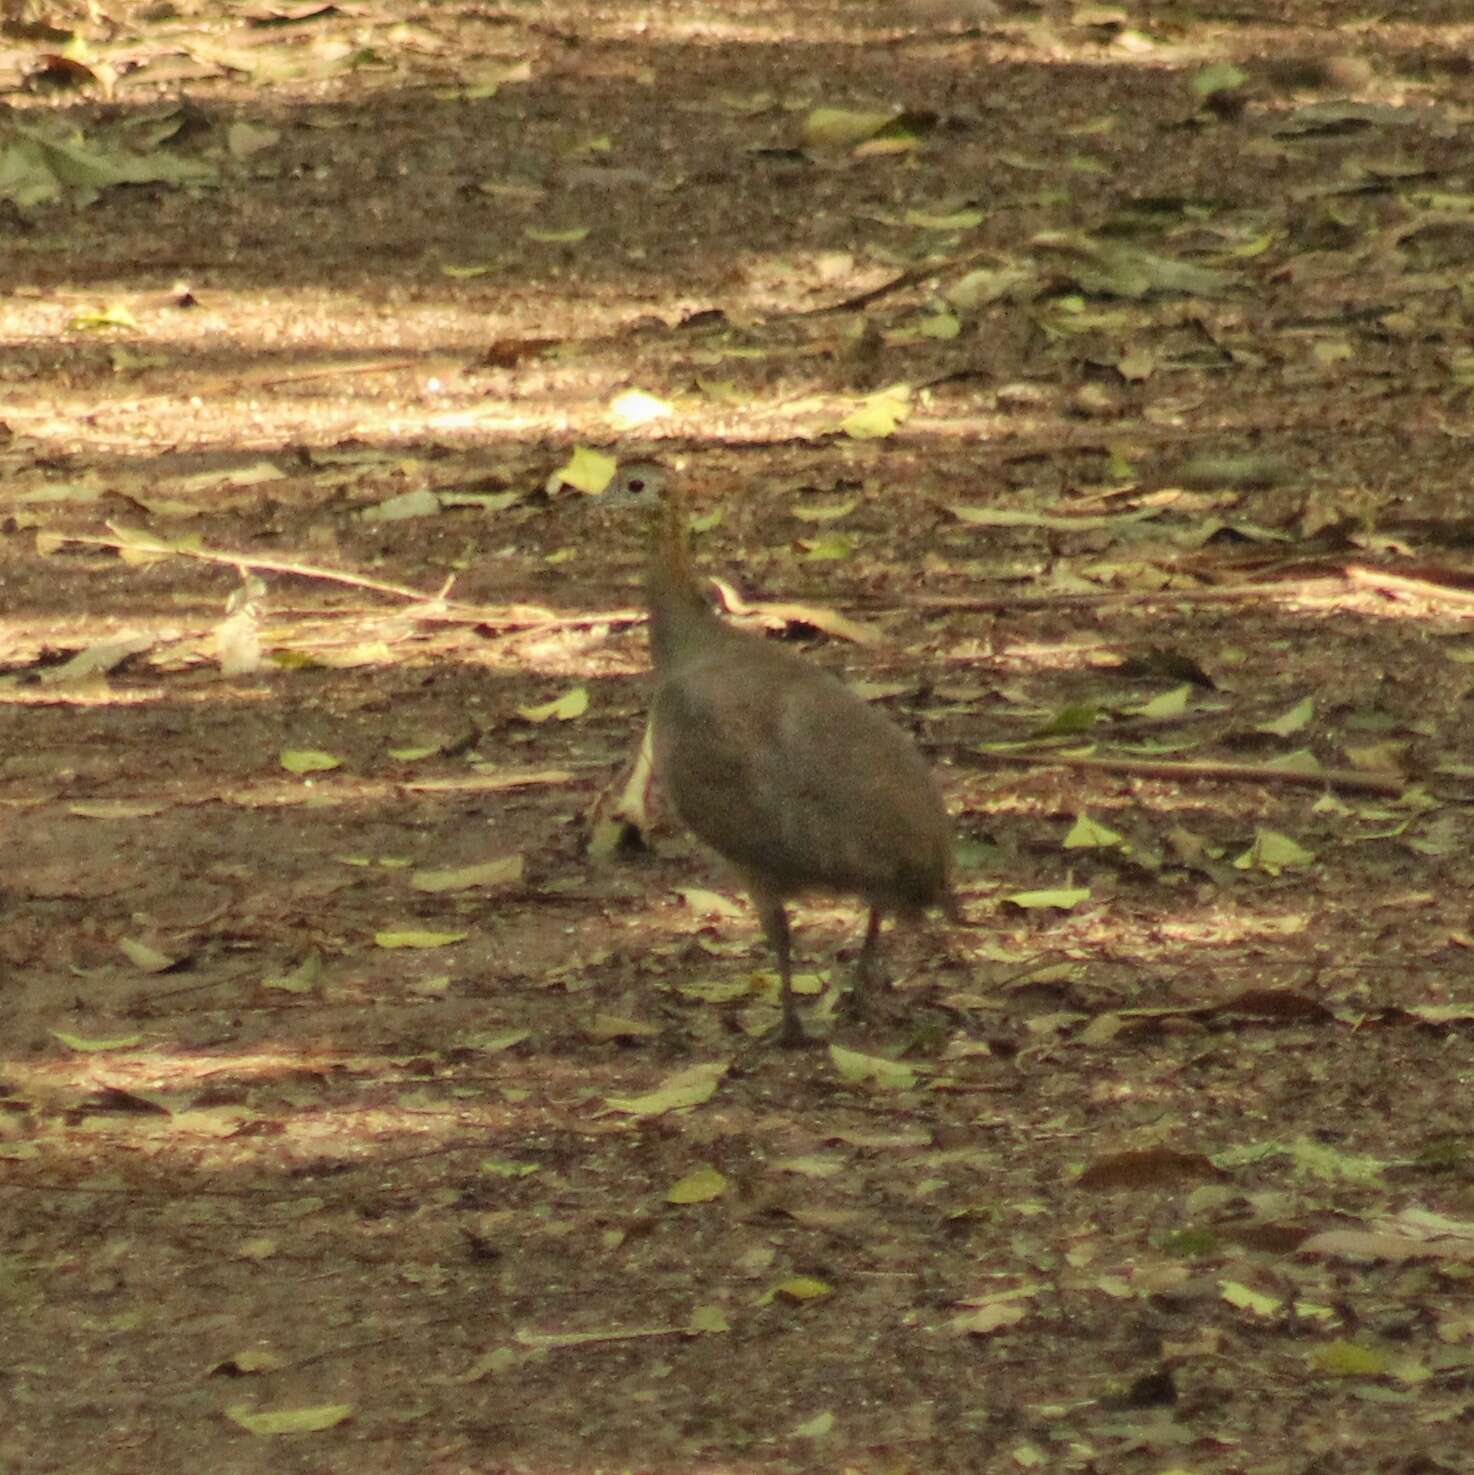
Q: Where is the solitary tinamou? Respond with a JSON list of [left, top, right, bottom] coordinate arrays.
[[605, 461, 958, 1046]]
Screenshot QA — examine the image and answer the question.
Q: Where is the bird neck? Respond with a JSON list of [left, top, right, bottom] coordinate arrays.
[[646, 480, 718, 670]]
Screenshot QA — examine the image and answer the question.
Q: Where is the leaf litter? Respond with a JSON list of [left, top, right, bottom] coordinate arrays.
[[5, 3, 1474, 1474]]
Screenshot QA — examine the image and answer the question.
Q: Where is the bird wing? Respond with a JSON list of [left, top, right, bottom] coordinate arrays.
[[652, 644, 949, 907]]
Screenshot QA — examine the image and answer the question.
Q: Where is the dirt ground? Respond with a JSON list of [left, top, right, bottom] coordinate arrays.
[[4, 1, 1474, 1471]]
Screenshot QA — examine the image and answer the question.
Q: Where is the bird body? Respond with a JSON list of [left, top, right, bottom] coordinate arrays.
[[610, 462, 955, 1044]]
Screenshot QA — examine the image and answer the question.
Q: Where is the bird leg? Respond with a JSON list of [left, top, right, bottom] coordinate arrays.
[[842, 907, 886, 1020], [754, 892, 811, 1047]]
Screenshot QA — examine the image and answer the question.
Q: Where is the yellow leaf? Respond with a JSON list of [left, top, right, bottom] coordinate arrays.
[[118, 936, 177, 973], [224, 1403, 353, 1436], [949, 1302, 1028, 1335], [373, 930, 468, 949], [903, 208, 984, 231], [603, 1061, 727, 1117], [552, 446, 617, 494], [916, 311, 962, 339], [666, 1164, 727, 1204], [517, 687, 589, 722], [789, 498, 858, 524], [829, 1044, 915, 1090], [676, 886, 745, 918], [1003, 888, 1091, 911], [262, 954, 321, 994], [802, 107, 895, 148], [1310, 1339, 1389, 1377], [50, 1029, 143, 1053], [762, 1275, 833, 1304], [68, 800, 166, 819], [1130, 684, 1191, 719], [839, 384, 912, 440], [410, 856, 525, 892], [586, 1014, 661, 1042], [280, 749, 341, 775], [1257, 696, 1314, 737], [1062, 813, 1124, 849], [1233, 828, 1315, 873], [1220, 1280, 1282, 1317]]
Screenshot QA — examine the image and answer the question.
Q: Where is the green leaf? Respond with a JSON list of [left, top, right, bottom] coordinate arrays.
[[603, 1061, 727, 1116], [373, 930, 468, 949], [1233, 828, 1315, 872], [118, 936, 178, 973], [1258, 696, 1314, 737], [1310, 1340, 1389, 1378], [1220, 1280, 1282, 1317], [458, 1029, 530, 1053], [829, 1044, 916, 1089], [516, 686, 589, 722], [839, 384, 912, 440], [798, 533, 857, 561], [1288, 1137, 1385, 1184], [552, 446, 617, 494], [1131, 684, 1191, 719], [479, 1158, 539, 1178], [263, 953, 322, 994], [280, 749, 340, 775], [903, 208, 984, 231], [802, 107, 895, 149], [50, 1029, 144, 1053], [1033, 703, 1097, 735], [760, 1275, 833, 1304], [1003, 888, 1091, 911], [666, 1164, 727, 1204], [224, 1403, 352, 1436], [410, 856, 524, 893], [688, 1304, 730, 1334], [916, 310, 962, 339], [945, 267, 1035, 309], [1192, 61, 1248, 98], [1063, 813, 1125, 849]]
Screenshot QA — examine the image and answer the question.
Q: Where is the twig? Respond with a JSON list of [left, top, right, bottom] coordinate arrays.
[[58, 527, 451, 603], [99, 356, 447, 410], [1344, 563, 1474, 607], [55, 527, 644, 631], [974, 749, 1408, 796], [910, 577, 1351, 615]]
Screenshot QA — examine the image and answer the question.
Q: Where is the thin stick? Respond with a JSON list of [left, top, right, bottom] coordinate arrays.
[[60, 527, 453, 604], [976, 749, 1408, 796], [57, 527, 643, 631], [910, 578, 1350, 615], [98, 356, 446, 411], [1344, 564, 1474, 608]]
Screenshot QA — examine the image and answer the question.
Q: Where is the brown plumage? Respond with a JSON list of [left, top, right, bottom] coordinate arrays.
[[609, 461, 956, 1045]]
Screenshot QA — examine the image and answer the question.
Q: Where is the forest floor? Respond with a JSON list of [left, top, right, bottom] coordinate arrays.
[[3, 1, 1474, 1472]]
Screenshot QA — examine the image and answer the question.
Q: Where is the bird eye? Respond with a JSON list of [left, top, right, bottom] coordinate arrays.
[[626, 478, 646, 494]]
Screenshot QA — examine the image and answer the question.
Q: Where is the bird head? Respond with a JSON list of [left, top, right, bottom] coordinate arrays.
[[601, 461, 669, 507]]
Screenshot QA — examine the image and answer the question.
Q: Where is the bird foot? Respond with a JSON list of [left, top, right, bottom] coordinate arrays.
[[731, 1015, 822, 1068], [777, 1018, 823, 1050]]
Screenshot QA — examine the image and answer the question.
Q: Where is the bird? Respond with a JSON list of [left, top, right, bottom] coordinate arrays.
[[604, 460, 958, 1046]]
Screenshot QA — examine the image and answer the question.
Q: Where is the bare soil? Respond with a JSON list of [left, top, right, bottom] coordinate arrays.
[[3, 2, 1474, 1472]]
